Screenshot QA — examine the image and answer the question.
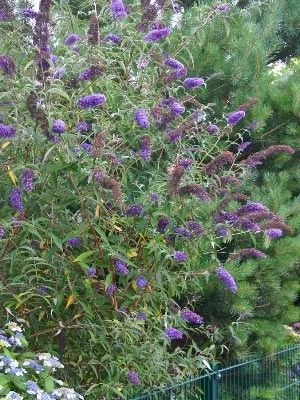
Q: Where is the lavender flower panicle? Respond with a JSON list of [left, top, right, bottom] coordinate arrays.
[[87, 267, 97, 277], [227, 110, 245, 125], [137, 135, 151, 160], [104, 33, 121, 43], [64, 33, 79, 46], [9, 187, 24, 211], [127, 371, 140, 385], [77, 121, 92, 133], [135, 109, 150, 129], [237, 202, 269, 215], [174, 227, 192, 239], [125, 204, 143, 216], [171, 102, 185, 115], [238, 141, 252, 152], [78, 65, 102, 81], [216, 266, 237, 293], [230, 248, 266, 261], [77, 93, 106, 108], [0, 225, 5, 238], [216, 226, 230, 237], [260, 220, 292, 234], [240, 220, 261, 232], [52, 119, 66, 133], [144, 27, 170, 42], [21, 8, 38, 18], [207, 124, 219, 134], [266, 228, 283, 238], [114, 259, 129, 275], [111, 0, 127, 19], [165, 57, 185, 70], [187, 220, 204, 236], [21, 169, 35, 192], [0, 55, 16, 76], [106, 282, 117, 295], [0, 123, 16, 138], [136, 311, 147, 320], [181, 309, 204, 324], [172, 250, 188, 262], [178, 184, 211, 202], [150, 192, 160, 202], [165, 327, 184, 340], [66, 237, 81, 247], [183, 77, 205, 89], [202, 151, 235, 175], [242, 145, 295, 167], [136, 275, 148, 289], [215, 212, 239, 225], [179, 158, 193, 168], [157, 216, 169, 233]]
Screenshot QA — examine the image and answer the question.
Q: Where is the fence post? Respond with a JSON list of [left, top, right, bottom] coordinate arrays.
[[209, 364, 219, 400]]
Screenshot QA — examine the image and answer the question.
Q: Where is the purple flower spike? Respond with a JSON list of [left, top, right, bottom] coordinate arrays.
[[77, 121, 92, 133], [238, 141, 252, 152], [227, 111, 245, 125], [150, 193, 160, 202], [111, 0, 127, 19], [66, 237, 81, 247], [77, 93, 106, 109], [207, 124, 219, 134], [216, 266, 237, 293], [106, 282, 117, 295], [0, 123, 16, 138], [183, 77, 205, 89], [266, 228, 283, 238], [179, 158, 193, 168], [165, 57, 185, 70], [0, 55, 16, 76], [137, 135, 151, 160], [21, 169, 35, 192], [216, 226, 230, 237], [21, 8, 38, 18], [125, 204, 143, 216], [165, 327, 184, 340], [157, 216, 169, 233], [187, 220, 204, 236], [136, 275, 148, 289], [114, 259, 129, 275], [136, 312, 147, 320], [0, 225, 5, 237], [171, 102, 185, 115], [144, 28, 171, 42], [181, 309, 204, 324], [9, 187, 24, 211], [127, 371, 140, 385], [135, 109, 150, 129], [214, 4, 231, 12], [104, 33, 121, 43], [52, 119, 66, 133], [87, 267, 97, 277], [172, 250, 188, 262], [65, 33, 79, 46]]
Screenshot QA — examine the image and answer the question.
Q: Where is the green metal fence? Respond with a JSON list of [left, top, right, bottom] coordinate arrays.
[[131, 344, 300, 400]]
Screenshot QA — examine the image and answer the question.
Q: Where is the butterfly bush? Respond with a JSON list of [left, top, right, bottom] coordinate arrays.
[[0, 323, 83, 399], [0, 0, 295, 398]]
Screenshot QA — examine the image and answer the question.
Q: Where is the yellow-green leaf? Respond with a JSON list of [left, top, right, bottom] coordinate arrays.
[[65, 294, 75, 309]]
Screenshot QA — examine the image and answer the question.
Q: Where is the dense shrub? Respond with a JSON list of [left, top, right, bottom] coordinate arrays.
[[0, 0, 297, 398]]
